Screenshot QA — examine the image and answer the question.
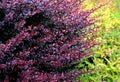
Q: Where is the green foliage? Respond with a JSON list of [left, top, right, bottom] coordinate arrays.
[[76, 0, 120, 81], [113, 0, 120, 18]]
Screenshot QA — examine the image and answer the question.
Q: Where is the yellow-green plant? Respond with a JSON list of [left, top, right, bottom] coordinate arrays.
[[76, 0, 120, 82]]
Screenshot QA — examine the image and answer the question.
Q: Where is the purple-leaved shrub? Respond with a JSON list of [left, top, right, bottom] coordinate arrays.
[[0, 0, 101, 81]]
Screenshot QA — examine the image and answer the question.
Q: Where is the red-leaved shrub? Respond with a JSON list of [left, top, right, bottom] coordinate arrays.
[[0, 0, 101, 81]]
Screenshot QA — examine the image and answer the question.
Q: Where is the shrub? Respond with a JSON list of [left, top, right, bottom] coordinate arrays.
[[77, 0, 120, 81], [0, 0, 100, 81]]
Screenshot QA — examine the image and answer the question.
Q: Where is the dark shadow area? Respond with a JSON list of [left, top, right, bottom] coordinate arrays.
[[0, 22, 17, 43], [0, 8, 5, 22]]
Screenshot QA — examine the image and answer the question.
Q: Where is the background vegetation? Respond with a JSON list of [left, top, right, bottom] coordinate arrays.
[[76, 0, 120, 82]]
